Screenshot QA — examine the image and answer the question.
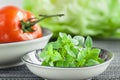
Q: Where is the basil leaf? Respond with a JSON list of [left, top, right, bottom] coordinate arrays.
[[73, 36, 85, 46], [51, 51, 63, 62], [64, 45, 76, 58], [77, 49, 87, 61], [85, 36, 93, 49], [85, 59, 100, 67], [77, 59, 86, 67]]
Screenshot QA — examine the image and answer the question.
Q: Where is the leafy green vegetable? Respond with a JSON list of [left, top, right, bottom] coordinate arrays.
[[23, 0, 120, 39], [85, 36, 93, 49], [85, 59, 100, 67], [39, 32, 104, 68]]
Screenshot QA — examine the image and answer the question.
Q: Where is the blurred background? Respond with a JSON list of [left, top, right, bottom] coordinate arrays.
[[1, 0, 120, 40], [22, 0, 120, 39], [0, 0, 23, 8]]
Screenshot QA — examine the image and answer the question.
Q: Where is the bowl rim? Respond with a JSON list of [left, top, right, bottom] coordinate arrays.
[[21, 48, 114, 70], [0, 28, 52, 46]]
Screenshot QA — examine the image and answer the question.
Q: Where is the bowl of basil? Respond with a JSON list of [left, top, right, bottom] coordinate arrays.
[[22, 33, 113, 80]]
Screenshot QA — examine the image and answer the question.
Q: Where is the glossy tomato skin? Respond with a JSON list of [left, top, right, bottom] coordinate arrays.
[[0, 6, 42, 43]]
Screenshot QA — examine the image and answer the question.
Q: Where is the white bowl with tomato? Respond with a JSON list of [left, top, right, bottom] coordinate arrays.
[[0, 6, 62, 67], [0, 28, 52, 65]]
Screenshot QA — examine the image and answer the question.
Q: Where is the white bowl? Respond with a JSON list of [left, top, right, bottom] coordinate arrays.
[[22, 49, 113, 80], [0, 28, 52, 64]]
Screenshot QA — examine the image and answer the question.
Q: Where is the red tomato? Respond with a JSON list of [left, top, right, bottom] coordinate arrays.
[[0, 6, 42, 43]]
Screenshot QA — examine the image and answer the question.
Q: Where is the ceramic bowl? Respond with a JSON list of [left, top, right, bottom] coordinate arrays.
[[22, 49, 113, 80], [0, 28, 52, 64]]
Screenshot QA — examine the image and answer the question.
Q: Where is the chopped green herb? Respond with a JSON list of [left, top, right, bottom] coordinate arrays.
[[40, 32, 104, 68]]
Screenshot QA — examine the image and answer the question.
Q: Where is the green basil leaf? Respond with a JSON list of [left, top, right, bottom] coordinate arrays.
[[77, 49, 87, 61], [91, 48, 101, 60], [59, 32, 68, 38], [85, 48, 101, 60], [41, 61, 49, 66], [49, 61, 54, 66], [68, 61, 76, 68], [51, 51, 63, 62], [66, 55, 75, 62], [85, 59, 100, 67], [85, 36, 93, 48], [73, 36, 85, 46], [72, 39, 79, 45], [77, 59, 86, 67], [98, 58, 104, 63], [56, 61, 64, 67], [40, 50, 47, 59], [64, 45, 76, 58]]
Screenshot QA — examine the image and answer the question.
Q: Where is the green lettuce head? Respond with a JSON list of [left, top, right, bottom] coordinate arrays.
[[23, 0, 120, 39]]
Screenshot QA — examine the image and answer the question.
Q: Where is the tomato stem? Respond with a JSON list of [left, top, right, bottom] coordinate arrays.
[[20, 14, 64, 33]]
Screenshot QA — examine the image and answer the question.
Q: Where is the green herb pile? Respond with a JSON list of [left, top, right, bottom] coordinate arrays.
[[40, 33, 104, 68]]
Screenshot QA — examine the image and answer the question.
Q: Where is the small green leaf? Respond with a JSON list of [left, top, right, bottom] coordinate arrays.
[[66, 55, 75, 62], [51, 51, 63, 62], [40, 50, 47, 59], [98, 58, 104, 63], [55, 61, 64, 67], [40, 51, 50, 63], [77, 59, 86, 67], [47, 43, 53, 55], [85, 48, 101, 60], [85, 59, 100, 67], [77, 49, 87, 61], [68, 61, 76, 67], [72, 39, 79, 45], [41, 61, 49, 66], [85, 36, 93, 48], [59, 32, 67, 38], [49, 61, 54, 66], [64, 45, 76, 58], [71, 47, 79, 55], [67, 34, 72, 40], [63, 61, 71, 67], [91, 48, 101, 60], [52, 41, 62, 49], [45, 55, 50, 63], [73, 36, 85, 46], [59, 33, 69, 43]]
